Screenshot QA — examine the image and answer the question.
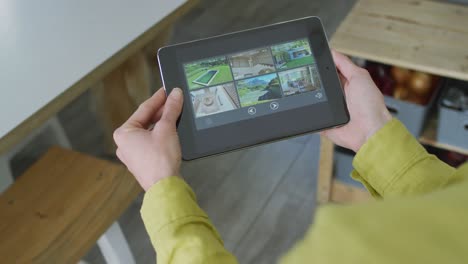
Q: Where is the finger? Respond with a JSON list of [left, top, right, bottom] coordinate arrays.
[[332, 50, 358, 80], [151, 104, 165, 124], [124, 88, 166, 129], [320, 130, 330, 136], [147, 105, 165, 131], [338, 72, 347, 87], [116, 148, 126, 164], [160, 88, 184, 125]]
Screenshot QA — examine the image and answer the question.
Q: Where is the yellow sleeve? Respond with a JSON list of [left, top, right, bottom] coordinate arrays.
[[140, 176, 238, 264], [351, 118, 461, 198], [280, 118, 468, 263], [281, 169, 468, 264]]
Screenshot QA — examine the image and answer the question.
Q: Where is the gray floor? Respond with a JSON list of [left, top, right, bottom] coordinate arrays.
[[11, 0, 356, 263]]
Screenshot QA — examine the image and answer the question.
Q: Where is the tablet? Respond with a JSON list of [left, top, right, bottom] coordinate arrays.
[[158, 16, 349, 160]]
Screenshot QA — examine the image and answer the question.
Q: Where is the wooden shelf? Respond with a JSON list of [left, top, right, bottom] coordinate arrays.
[[331, 0, 468, 156], [318, 0, 468, 204], [331, 0, 468, 82]]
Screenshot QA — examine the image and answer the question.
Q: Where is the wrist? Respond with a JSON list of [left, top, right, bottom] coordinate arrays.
[[140, 161, 181, 191], [355, 111, 392, 153], [141, 174, 181, 192]]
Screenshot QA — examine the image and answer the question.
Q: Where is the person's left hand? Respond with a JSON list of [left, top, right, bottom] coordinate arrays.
[[113, 88, 184, 191]]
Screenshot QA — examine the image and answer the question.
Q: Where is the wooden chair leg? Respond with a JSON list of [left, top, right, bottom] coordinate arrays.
[[92, 51, 152, 154], [0, 156, 14, 193], [143, 25, 173, 90], [47, 116, 72, 149], [316, 136, 334, 204], [97, 222, 136, 264], [91, 25, 173, 154]]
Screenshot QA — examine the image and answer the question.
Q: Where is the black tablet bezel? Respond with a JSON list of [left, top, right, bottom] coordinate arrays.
[[158, 16, 349, 160]]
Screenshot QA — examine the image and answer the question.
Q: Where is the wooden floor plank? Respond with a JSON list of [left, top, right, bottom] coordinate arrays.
[[234, 135, 320, 264], [195, 139, 307, 250], [182, 147, 246, 196]]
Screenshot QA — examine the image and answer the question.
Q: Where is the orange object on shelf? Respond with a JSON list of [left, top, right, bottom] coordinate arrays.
[[391, 66, 412, 84], [393, 85, 410, 100], [409, 72, 433, 96]]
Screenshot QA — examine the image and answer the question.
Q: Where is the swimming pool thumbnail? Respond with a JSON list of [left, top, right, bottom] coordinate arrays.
[[184, 56, 234, 90]]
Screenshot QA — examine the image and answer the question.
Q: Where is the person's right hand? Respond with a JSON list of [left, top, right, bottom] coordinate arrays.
[[321, 51, 392, 153]]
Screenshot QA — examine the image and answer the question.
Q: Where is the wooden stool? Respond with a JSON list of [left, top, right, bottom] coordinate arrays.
[[0, 147, 142, 263], [0, 116, 71, 193]]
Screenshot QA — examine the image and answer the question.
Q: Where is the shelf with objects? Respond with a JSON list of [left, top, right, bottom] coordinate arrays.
[[317, 0, 468, 204]]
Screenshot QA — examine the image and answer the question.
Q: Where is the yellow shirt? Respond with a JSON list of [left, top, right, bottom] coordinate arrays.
[[141, 119, 468, 264]]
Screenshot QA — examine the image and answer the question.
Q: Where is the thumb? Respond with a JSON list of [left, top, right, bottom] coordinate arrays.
[[160, 88, 184, 125], [332, 50, 357, 80]]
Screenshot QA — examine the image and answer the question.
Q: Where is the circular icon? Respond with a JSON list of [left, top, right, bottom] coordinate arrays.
[[247, 107, 256, 115], [270, 101, 279, 110], [315, 92, 323, 99]]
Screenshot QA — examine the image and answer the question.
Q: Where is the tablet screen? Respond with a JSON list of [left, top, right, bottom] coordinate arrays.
[[182, 38, 328, 130]]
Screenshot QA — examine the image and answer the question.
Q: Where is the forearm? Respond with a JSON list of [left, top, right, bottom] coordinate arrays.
[[351, 118, 462, 198], [141, 177, 238, 264]]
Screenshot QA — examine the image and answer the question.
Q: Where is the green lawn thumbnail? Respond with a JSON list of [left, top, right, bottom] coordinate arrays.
[[184, 57, 234, 90], [271, 39, 315, 70], [282, 56, 315, 69]]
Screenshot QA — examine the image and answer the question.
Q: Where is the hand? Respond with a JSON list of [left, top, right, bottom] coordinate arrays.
[[113, 88, 184, 191], [321, 51, 392, 152]]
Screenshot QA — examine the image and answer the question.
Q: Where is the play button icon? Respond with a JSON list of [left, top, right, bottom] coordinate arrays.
[[270, 101, 279, 110], [247, 107, 256, 115]]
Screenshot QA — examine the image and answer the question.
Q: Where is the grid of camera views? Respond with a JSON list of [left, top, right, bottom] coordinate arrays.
[[183, 38, 323, 118]]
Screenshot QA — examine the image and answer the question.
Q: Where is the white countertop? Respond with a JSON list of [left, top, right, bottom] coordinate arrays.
[[0, 0, 185, 138]]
